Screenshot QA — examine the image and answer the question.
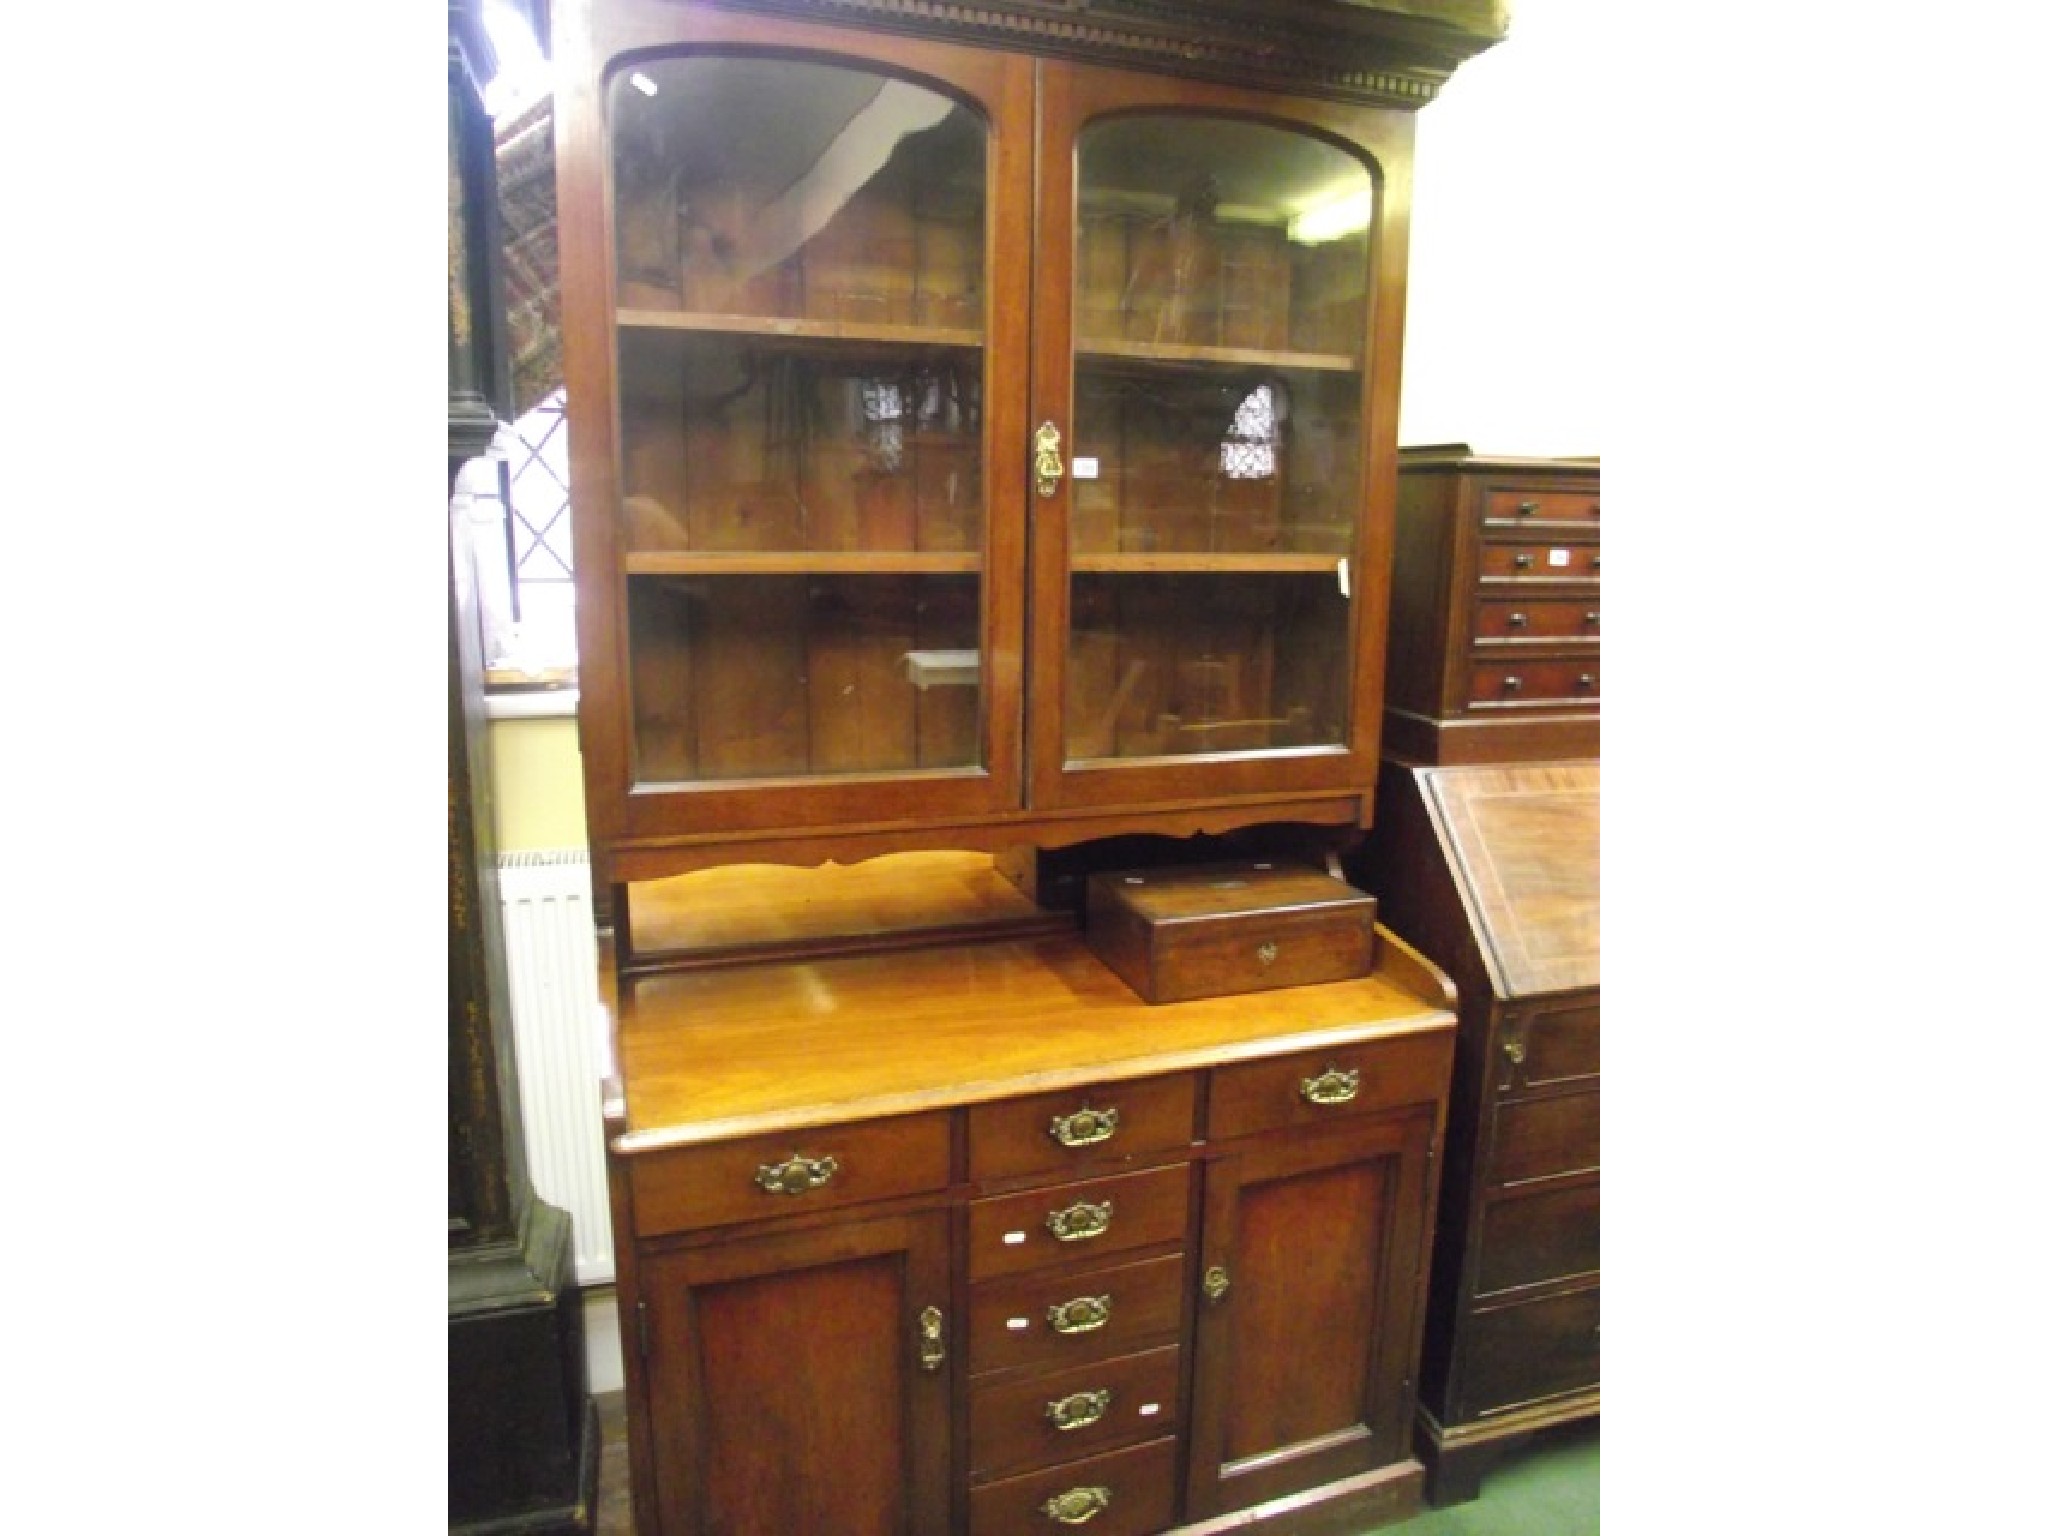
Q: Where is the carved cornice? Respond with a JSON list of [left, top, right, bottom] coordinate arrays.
[[703, 0, 1509, 107]]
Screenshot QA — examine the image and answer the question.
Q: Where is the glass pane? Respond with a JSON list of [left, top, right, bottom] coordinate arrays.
[[609, 57, 985, 328], [618, 335, 982, 555], [1067, 113, 1370, 764], [629, 575, 982, 782], [1066, 573, 1349, 761], [607, 55, 990, 787]]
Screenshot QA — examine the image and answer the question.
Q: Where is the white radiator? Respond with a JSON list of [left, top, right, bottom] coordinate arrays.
[[496, 849, 614, 1285]]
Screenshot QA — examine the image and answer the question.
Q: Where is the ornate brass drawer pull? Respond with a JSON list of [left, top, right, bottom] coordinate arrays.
[[1047, 1294, 1112, 1335], [1300, 1067, 1360, 1106], [1041, 1485, 1111, 1525], [754, 1152, 839, 1196], [917, 1305, 946, 1373], [1049, 1105, 1119, 1149], [1045, 1388, 1112, 1432], [1046, 1197, 1114, 1242]]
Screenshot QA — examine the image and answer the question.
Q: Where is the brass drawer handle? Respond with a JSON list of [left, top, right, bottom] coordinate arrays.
[[1300, 1067, 1360, 1106], [1501, 674, 1523, 692], [1576, 673, 1595, 689], [1516, 499, 1538, 515], [1046, 1198, 1114, 1243], [1503, 1037, 1527, 1066], [918, 1306, 946, 1372], [1049, 1104, 1119, 1149], [1202, 1264, 1231, 1303], [1508, 611, 1529, 628], [1045, 1388, 1112, 1432], [1047, 1294, 1112, 1335], [1585, 610, 1600, 627], [1034, 421, 1065, 497], [1041, 1485, 1111, 1525], [1512, 552, 1534, 570], [755, 1152, 839, 1196], [1256, 941, 1280, 968]]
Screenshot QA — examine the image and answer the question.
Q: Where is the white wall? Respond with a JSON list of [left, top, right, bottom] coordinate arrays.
[[1398, 0, 1611, 456]]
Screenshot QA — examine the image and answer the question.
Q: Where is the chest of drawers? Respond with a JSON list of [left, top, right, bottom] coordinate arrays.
[[1382, 448, 1600, 766], [1348, 760, 1600, 1503]]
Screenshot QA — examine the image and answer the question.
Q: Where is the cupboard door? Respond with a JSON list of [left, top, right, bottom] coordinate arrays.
[[1029, 63, 1415, 812], [639, 1209, 954, 1536], [563, 8, 1034, 845], [1184, 1107, 1436, 1519]]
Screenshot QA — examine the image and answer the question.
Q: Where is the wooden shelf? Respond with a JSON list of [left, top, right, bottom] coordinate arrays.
[[626, 552, 983, 576], [1071, 552, 1346, 574], [617, 307, 983, 350], [1076, 336, 1357, 373]]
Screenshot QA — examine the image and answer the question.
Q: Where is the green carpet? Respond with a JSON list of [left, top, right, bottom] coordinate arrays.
[[1384, 1420, 1600, 1535]]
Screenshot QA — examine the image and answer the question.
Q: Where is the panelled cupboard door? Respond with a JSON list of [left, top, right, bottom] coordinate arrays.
[[1027, 62, 1416, 813], [638, 1210, 954, 1536], [1184, 1107, 1436, 1519], [558, 2, 1036, 846]]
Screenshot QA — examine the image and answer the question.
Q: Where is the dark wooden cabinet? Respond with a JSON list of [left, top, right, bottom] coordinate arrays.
[[603, 873, 1461, 1535], [638, 1209, 954, 1536], [1382, 448, 1600, 766], [1348, 760, 1600, 1504]]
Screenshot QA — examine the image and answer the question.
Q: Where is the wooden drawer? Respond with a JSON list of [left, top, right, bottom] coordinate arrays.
[[1467, 657, 1598, 708], [1473, 596, 1601, 643], [1473, 1182, 1600, 1297], [969, 1253, 1186, 1376], [627, 1110, 953, 1238], [968, 1435, 1179, 1536], [1208, 1029, 1451, 1142], [1477, 540, 1600, 583], [1502, 1000, 1600, 1093], [968, 1074, 1197, 1183], [1460, 1285, 1600, 1419], [1490, 1091, 1599, 1188], [1480, 484, 1601, 528], [969, 1163, 1191, 1280], [968, 1344, 1182, 1482]]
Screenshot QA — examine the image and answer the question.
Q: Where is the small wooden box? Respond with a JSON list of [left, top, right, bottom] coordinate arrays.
[[1083, 861, 1377, 1005]]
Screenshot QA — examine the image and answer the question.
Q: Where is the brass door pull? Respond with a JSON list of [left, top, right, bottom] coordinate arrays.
[[1300, 1067, 1360, 1106], [754, 1152, 839, 1195], [1047, 1294, 1112, 1335], [1045, 1388, 1112, 1432], [1041, 1486, 1111, 1525], [1046, 1197, 1114, 1242], [917, 1306, 946, 1373], [1034, 421, 1065, 497], [1049, 1105, 1119, 1149]]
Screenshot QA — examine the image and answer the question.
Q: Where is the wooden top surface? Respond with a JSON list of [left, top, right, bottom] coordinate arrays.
[[1417, 759, 1599, 997], [609, 919, 1455, 1152]]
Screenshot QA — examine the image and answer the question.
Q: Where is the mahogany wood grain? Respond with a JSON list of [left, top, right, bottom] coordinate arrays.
[[1488, 1092, 1600, 1189], [613, 929, 1452, 1148], [1207, 1031, 1450, 1142], [1471, 1182, 1599, 1297], [1506, 999, 1600, 1092], [968, 1162, 1192, 1280], [968, 1252, 1187, 1377], [1456, 1284, 1600, 1421], [640, 1208, 953, 1536], [967, 1071, 1198, 1184], [629, 1110, 952, 1238], [967, 1434, 1179, 1536], [967, 1343, 1183, 1483]]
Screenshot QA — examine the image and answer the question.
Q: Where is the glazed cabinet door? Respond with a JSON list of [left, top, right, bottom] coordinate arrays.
[[1027, 63, 1415, 813], [638, 1210, 955, 1536], [558, 2, 1035, 847], [1184, 1107, 1436, 1520]]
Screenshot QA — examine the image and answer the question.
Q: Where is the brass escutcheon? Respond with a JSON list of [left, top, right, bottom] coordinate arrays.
[[1045, 1388, 1112, 1432], [1046, 1197, 1114, 1242], [754, 1152, 839, 1195], [1033, 421, 1065, 497], [1256, 941, 1280, 967], [917, 1306, 946, 1372], [1047, 1294, 1112, 1335], [1041, 1486, 1111, 1525], [1202, 1265, 1231, 1303], [1049, 1104, 1119, 1149]]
